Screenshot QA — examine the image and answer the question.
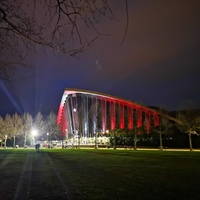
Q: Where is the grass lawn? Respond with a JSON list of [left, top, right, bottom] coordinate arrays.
[[0, 148, 200, 200]]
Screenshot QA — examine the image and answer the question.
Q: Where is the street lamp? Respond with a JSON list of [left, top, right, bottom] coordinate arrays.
[[47, 133, 49, 148], [32, 129, 37, 146], [32, 129, 37, 136]]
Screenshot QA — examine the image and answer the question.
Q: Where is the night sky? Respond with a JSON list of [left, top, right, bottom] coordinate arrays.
[[0, 0, 200, 117]]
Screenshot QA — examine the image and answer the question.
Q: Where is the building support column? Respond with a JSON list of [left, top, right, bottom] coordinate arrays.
[[137, 109, 142, 127], [65, 96, 73, 136], [101, 98, 107, 133], [128, 106, 133, 130], [110, 101, 116, 130], [82, 95, 89, 138], [92, 97, 97, 136], [120, 104, 124, 129], [145, 111, 150, 133], [154, 113, 159, 127], [137, 109, 142, 134]]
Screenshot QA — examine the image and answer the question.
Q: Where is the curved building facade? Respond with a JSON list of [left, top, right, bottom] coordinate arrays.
[[57, 88, 159, 144]]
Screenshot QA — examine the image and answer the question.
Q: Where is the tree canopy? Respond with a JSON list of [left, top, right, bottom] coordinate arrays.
[[0, 111, 60, 146]]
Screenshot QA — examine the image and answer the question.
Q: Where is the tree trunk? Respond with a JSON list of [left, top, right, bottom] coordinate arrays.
[[188, 132, 193, 151], [78, 134, 80, 148], [13, 136, 16, 148], [95, 133, 98, 149], [159, 132, 163, 151], [4, 138, 7, 148], [134, 133, 137, 150], [113, 134, 116, 150], [24, 138, 26, 147], [50, 132, 52, 147], [24, 133, 26, 147]]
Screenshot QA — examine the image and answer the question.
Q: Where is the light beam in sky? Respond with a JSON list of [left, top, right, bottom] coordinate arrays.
[[0, 80, 22, 114]]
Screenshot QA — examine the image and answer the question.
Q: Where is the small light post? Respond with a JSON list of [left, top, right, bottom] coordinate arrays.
[[47, 133, 49, 148], [32, 129, 37, 146], [106, 130, 110, 148]]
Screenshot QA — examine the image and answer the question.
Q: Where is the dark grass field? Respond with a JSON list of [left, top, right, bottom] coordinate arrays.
[[0, 149, 200, 200]]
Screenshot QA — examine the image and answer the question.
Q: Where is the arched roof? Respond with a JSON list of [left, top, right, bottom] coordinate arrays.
[[57, 88, 159, 124]]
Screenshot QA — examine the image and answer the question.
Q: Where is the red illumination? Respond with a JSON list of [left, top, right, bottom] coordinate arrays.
[[110, 101, 116, 130], [57, 88, 161, 135], [145, 112, 150, 133], [137, 109, 142, 127], [57, 104, 64, 124], [120, 104, 124, 129], [128, 106, 133, 129], [61, 112, 67, 137], [102, 99, 106, 133], [154, 113, 159, 126]]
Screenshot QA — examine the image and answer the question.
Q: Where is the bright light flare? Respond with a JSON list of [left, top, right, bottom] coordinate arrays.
[[32, 129, 38, 136]]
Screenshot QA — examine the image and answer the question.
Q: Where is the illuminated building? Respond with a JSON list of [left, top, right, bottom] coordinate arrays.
[[57, 88, 159, 145]]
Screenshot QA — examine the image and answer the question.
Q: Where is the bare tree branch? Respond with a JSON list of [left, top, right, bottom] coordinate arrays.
[[121, 0, 129, 44], [0, 0, 127, 79]]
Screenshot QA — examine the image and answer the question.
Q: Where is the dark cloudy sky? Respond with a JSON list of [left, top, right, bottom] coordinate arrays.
[[1, 0, 200, 117]]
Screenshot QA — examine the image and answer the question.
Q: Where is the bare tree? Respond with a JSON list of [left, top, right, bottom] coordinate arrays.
[[46, 111, 60, 141], [33, 111, 45, 139], [10, 113, 23, 147], [3, 114, 13, 138], [0, 0, 128, 79], [1, 114, 13, 147], [0, 116, 5, 146], [0, 113, 24, 147], [22, 112, 33, 146], [177, 110, 200, 151]]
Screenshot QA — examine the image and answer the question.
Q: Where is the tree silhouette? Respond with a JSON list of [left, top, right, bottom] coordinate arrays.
[[22, 112, 33, 146], [176, 110, 200, 151], [0, 0, 128, 79]]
